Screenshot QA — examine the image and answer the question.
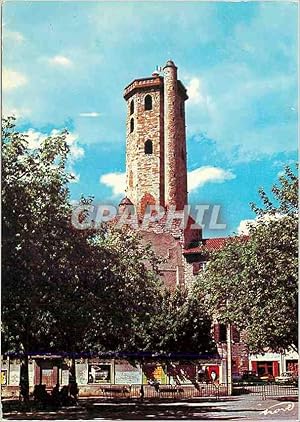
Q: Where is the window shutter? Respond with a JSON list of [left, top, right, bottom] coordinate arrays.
[[273, 361, 280, 377], [251, 361, 258, 374]]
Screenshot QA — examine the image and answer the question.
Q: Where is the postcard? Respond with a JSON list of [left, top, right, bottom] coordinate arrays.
[[1, 1, 298, 420]]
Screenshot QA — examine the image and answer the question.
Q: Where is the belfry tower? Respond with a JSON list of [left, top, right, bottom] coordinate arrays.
[[123, 60, 188, 214]]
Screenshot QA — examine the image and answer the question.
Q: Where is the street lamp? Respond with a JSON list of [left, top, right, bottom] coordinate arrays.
[[225, 297, 233, 395], [226, 322, 233, 395]]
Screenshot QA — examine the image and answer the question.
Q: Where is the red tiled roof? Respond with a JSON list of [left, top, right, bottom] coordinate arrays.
[[183, 237, 227, 255], [202, 237, 228, 250], [183, 236, 249, 255]]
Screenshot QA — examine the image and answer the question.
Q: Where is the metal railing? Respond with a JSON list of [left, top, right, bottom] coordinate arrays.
[[233, 382, 298, 399], [87, 383, 228, 400]]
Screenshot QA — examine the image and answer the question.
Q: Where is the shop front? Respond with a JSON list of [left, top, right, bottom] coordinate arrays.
[[1, 355, 224, 398], [249, 349, 299, 379]]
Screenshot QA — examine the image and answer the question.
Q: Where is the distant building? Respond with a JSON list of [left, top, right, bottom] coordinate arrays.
[[249, 349, 298, 378]]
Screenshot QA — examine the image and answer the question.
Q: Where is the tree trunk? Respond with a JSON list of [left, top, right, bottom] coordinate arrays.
[[70, 357, 77, 383], [20, 354, 30, 405]]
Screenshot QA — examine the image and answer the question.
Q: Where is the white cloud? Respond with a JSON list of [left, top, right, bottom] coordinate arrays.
[[237, 219, 255, 235], [237, 213, 285, 235], [22, 129, 84, 182], [188, 166, 235, 192], [49, 129, 84, 162], [31, 129, 83, 186], [48, 55, 73, 67], [185, 71, 297, 160], [186, 77, 213, 108], [24, 129, 47, 149], [79, 112, 101, 117], [69, 142, 85, 162], [2, 106, 31, 119], [3, 68, 28, 91], [100, 172, 126, 197], [4, 30, 25, 42], [24, 129, 84, 160]]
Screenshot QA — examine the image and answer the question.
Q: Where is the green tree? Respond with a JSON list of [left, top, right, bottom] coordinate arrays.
[[2, 116, 215, 399], [73, 223, 162, 353], [144, 287, 216, 354], [196, 165, 298, 353], [1, 117, 161, 397]]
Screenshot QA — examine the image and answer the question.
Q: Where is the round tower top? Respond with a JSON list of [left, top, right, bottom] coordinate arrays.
[[163, 59, 177, 69]]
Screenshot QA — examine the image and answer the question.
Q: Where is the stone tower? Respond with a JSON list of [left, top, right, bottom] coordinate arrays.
[[123, 60, 188, 214], [163, 60, 188, 210]]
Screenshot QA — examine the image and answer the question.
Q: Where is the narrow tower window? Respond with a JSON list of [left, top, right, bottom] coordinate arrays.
[[130, 118, 134, 133], [130, 100, 134, 115], [144, 95, 153, 111], [145, 139, 153, 154]]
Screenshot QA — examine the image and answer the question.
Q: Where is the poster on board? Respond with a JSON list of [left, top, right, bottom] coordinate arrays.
[[115, 362, 141, 385]]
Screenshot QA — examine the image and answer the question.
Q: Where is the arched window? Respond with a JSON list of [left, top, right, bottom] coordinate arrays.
[[130, 100, 134, 115], [145, 139, 153, 154], [130, 118, 134, 133], [144, 95, 152, 111]]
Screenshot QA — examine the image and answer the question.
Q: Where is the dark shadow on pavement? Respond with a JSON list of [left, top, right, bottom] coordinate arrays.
[[2, 397, 262, 420], [275, 396, 298, 402]]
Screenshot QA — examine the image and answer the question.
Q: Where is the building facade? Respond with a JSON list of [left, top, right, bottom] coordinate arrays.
[[249, 349, 299, 379], [1, 355, 226, 398]]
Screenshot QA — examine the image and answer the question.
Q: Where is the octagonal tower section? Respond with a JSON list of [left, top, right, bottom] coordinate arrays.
[[124, 73, 165, 216]]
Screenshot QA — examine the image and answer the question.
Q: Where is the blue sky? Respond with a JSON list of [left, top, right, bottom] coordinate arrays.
[[3, 1, 298, 237]]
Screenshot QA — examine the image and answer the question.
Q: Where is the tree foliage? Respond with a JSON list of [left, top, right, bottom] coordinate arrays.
[[251, 164, 297, 217], [196, 165, 298, 353], [2, 117, 161, 355], [144, 287, 216, 354], [2, 116, 215, 360]]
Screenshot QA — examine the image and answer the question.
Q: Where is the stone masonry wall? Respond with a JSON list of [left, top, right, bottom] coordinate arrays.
[[176, 86, 188, 209], [163, 63, 187, 210], [125, 77, 164, 213], [141, 230, 185, 289]]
